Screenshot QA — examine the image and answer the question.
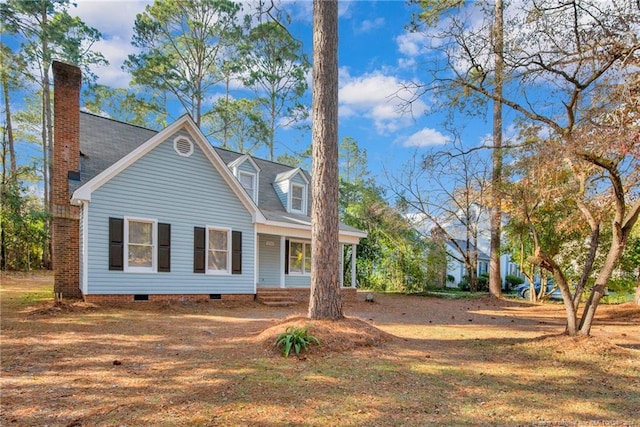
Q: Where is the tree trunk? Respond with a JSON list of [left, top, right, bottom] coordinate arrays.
[[41, 5, 52, 270], [634, 266, 639, 305], [579, 236, 625, 335], [2, 67, 16, 177], [308, 0, 342, 320], [489, 0, 504, 298]]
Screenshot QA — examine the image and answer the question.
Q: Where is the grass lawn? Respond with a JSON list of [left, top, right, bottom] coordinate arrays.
[[1, 272, 639, 426]]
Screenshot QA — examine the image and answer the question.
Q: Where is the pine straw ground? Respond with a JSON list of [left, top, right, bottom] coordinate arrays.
[[1, 272, 639, 427]]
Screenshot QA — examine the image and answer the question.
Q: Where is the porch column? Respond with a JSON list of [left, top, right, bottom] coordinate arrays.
[[280, 236, 286, 288], [351, 244, 357, 288], [339, 244, 344, 287]]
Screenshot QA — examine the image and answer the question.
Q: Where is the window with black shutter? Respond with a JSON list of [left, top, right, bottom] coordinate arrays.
[[232, 231, 242, 274], [109, 217, 124, 271], [194, 227, 205, 273], [158, 223, 171, 272]]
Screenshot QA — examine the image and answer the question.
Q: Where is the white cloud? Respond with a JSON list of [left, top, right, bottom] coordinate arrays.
[[71, 0, 150, 88], [338, 69, 429, 134], [356, 17, 385, 34], [403, 128, 451, 147], [396, 31, 427, 57]]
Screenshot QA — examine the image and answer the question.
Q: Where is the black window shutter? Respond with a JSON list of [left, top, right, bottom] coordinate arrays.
[[109, 217, 124, 271], [193, 227, 205, 273], [232, 231, 242, 274], [284, 239, 289, 274], [158, 223, 171, 272]]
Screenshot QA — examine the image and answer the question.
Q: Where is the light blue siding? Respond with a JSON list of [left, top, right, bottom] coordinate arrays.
[[257, 234, 280, 286], [274, 180, 287, 209], [285, 274, 310, 288], [290, 173, 306, 187], [237, 160, 257, 174], [85, 130, 255, 294]]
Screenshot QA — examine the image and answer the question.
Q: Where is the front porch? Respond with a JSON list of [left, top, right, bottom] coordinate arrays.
[[256, 287, 358, 306], [257, 233, 360, 289]]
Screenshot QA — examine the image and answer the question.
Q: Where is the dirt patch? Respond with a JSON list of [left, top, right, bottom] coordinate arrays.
[[2, 273, 639, 426], [257, 315, 394, 357]]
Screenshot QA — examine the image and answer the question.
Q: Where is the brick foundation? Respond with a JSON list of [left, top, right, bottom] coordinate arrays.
[[83, 294, 255, 304]]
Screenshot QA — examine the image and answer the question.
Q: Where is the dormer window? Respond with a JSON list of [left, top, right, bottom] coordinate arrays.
[[290, 183, 305, 213], [239, 171, 256, 201], [228, 154, 260, 204]]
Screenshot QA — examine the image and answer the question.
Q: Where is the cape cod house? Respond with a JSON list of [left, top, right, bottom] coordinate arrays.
[[51, 61, 366, 304]]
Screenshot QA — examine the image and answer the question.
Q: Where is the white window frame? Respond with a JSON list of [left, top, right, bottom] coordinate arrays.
[[290, 183, 306, 214], [239, 171, 257, 201], [288, 240, 311, 276], [124, 217, 157, 273], [206, 226, 232, 275]]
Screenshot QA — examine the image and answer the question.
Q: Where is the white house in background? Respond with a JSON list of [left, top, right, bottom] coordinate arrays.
[[439, 205, 523, 289]]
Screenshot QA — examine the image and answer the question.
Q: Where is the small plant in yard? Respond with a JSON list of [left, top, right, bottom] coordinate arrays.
[[275, 325, 320, 358]]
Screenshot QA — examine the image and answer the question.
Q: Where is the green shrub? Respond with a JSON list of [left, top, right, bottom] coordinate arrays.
[[505, 274, 524, 291], [459, 274, 489, 292], [275, 325, 320, 358]]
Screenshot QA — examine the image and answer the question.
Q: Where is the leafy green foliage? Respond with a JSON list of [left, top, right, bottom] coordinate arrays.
[[239, 20, 310, 160], [124, 0, 243, 125], [505, 274, 524, 288], [275, 325, 319, 358], [1, 169, 49, 270]]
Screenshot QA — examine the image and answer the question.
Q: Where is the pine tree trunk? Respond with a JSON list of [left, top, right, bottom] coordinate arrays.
[[489, 0, 504, 298], [308, 0, 342, 320]]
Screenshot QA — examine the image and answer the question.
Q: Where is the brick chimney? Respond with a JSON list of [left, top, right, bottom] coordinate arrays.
[[52, 61, 82, 298]]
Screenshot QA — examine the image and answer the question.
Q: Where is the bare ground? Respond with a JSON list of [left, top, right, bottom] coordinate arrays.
[[1, 272, 639, 426]]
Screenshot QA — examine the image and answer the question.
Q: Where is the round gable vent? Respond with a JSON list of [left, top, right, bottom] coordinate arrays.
[[174, 137, 194, 157]]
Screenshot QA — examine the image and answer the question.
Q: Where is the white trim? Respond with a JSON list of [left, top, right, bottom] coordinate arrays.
[[229, 154, 261, 173], [206, 226, 232, 275], [239, 170, 258, 202], [351, 244, 357, 288], [253, 228, 258, 293], [256, 221, 366, 243], [173, 135, 193, 157], [81, 201, 89, 294], [124, 217, 157, 273], [279, 236, 286, 288], [70, 115, 265, 223], [289, 182, 306, 214]]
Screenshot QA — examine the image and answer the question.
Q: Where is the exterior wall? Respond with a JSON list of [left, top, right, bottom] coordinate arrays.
[[274, 180, 287, 209], [84, 130, 255, 295], [257, 234, 281, 286], [237, 159, 257, 175], [285, 275, 311, 288]]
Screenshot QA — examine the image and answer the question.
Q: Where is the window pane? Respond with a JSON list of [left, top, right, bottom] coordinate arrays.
[[291, 185, 303, 211], [240, 173, 254, 192], [129, 221, 152, 244], [208, 250, 228, 271], [290, 242, 303, 273], [304, 243, 311, 273], [209, 230, 227, 251], [129, 245, 152, 268]]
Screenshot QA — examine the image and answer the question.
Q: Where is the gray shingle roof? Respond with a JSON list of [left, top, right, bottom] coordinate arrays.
[[446, 239, 490, 260], [72, 112, 157, 192], [75, 112, 363, 236]]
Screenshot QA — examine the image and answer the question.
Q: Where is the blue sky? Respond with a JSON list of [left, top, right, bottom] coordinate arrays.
[[69, 0, 496, 179]]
